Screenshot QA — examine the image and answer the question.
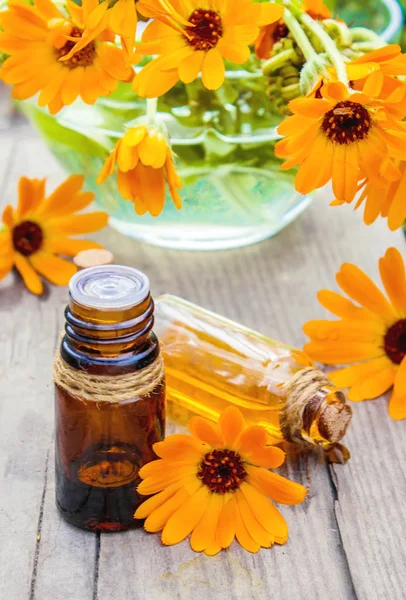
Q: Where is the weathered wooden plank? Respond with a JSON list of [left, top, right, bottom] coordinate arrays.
[[0, 128, 97, 600]]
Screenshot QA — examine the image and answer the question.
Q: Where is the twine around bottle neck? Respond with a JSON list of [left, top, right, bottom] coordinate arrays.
[[53, 345, 165, 403], [280, 367, 352, 447]]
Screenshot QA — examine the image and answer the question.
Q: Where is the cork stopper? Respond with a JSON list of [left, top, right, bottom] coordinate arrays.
[[280, 367, 352, 447], [317, 401, 352, 443], [74, 249, 114, 270]]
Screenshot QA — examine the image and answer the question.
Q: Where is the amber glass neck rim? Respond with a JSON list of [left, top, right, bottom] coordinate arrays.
[[61, 294, 159, 374]]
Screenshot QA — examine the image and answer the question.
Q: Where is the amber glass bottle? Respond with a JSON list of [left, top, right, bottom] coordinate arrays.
[[154, 295, 351, 456], [54, 266, 165, 532]]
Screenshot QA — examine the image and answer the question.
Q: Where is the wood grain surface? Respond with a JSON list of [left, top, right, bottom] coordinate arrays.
[[0, 113, 405, 600]]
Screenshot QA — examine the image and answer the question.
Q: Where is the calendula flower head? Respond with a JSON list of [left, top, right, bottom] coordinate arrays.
[[134, 406, 306, 555], [97, 125, 182, 217], [275, 81, 406, 204], [0, 0, 133, 114], [255, 0, 330, 60], [0, 175, 108, 295], [303, 248, 406, 421], [332, 159, 406, 231], [132, 0, 284, 97]]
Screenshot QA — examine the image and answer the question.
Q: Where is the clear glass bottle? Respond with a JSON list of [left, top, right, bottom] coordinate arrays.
[[54, 266, 165, 532], [154, 295, 352, 459]]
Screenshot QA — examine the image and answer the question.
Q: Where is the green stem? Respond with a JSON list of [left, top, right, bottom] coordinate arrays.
[[300, 12, 349, 86], [146, 98, 158, 126], [283, 8, 318, 63]]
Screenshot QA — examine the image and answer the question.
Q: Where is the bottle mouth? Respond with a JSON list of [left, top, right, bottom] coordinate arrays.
[[69, 265, 150, 311]]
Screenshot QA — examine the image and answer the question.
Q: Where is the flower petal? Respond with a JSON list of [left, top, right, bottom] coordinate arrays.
[[216, 494, 236, 548], [246, 466, 306, 505], [29, 251, 77, 286], [336, 262, 396, 322], [161, 486, 210, 545], [389, 357, 406, 420], [236, 489, 273, 548], [153, 434, 205, 461], [378, 247, 406, 316], [240, 482, 288, 544], [218, 406, 245, 448], [190, 492, 224, 552], [201, 48, 225, 90], [14, 252, 43, 295], [189, 415, 223, 447]]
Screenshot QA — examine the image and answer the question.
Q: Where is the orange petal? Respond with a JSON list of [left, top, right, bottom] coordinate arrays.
[[234, 497, 260, 553], [246, 466, 306, 505], [240, 482, 288, 544], [137, 467, 198, 495], [347, 365, 395, 402], [2, 205, 15, 228], [317, 290, 372, 320], [178, 50, 204, 84], [153, 434, 205, 461], [134, 483, 182, 519], [336, 262, 396, 322], [244, 445, 285, 469], [43, 237, 102, 256], [236, 489, 273, 548], [144, 488, 193, 532], [218, 406, 245, 448], [378, 247, 406, 316], [388, 357, 406, 420], [189, 415, 223, 447], [329, 356, 394, 388], [161, 486, 210, 545], [216, 494, 236, 548], [14, 252, 43, 295], [29, 251, 77, 286], [201, 48, 225, 90], [236, 425, 268, 454], [189, 492, 224, 552], [16, 177, 46, 218]]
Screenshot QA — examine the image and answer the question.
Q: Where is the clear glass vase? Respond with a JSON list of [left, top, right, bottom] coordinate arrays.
[[21, 0, 403, 250]]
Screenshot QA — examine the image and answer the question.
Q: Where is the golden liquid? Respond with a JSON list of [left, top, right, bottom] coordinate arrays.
[[155, 295, 344, 447]]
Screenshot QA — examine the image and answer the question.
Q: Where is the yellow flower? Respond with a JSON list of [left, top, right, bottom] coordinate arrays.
[[134, 406, 306, 555], [275, 81, 406, 203], [0, 175, 108, 295], [0, 0, 133, 114], [97, 125, 182, 217], [133, 0, 284, 97], [303, 248, 406, 420]]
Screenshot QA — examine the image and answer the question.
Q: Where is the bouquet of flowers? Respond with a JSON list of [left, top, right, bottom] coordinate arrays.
[[0, 0, 405, 227]]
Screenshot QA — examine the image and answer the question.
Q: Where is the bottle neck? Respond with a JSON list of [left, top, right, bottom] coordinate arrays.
[[61, 294, 159, 374], [281, 367, 352, 449]]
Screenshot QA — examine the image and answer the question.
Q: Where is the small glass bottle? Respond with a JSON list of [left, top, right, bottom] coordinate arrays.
[[154, 295, 352, 460], [54, 266, 165, 532]]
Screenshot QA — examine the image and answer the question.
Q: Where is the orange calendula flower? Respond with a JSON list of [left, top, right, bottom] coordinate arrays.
[[0, 175, 108, 295], [133, 0, 284, 97], [134, 406, 306, 555], [303, 248, 406, 420], [97, 125, 182, 217], [0, 0, 133, 114], [275, 81, 406, 203]]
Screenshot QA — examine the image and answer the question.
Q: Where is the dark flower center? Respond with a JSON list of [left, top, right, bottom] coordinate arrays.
[[272, 20, 289, 43], [384, 319, 406, 365], [185, 9, 223, 51], [197, 449, 247, 494], [55, 27, 96, 68], [13, 221, 43, 256], [321, 101, 371, 145]]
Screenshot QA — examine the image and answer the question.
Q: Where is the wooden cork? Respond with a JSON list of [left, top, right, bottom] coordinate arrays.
[[73, 249, 114, 270]]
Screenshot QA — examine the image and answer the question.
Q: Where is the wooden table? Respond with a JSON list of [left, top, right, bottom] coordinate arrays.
[[1, 110, 405, 600]]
